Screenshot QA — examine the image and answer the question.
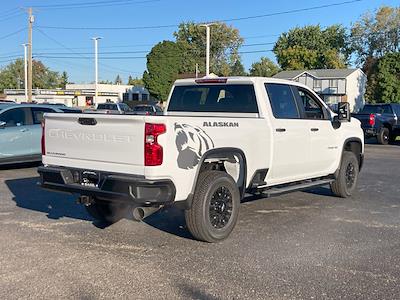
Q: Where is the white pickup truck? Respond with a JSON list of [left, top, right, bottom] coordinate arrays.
[[39, 77, 364, 242]]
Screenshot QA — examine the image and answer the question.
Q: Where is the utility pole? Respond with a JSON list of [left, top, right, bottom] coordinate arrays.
[[195, 63, 199, 78], [27, 8, 34, 102], [22, 43, 29, 100], [92, 37, 102, 105], [199, 23, 216, 77]]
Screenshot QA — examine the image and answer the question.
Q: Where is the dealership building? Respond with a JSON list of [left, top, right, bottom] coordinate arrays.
[[4, 83, 151, 107]]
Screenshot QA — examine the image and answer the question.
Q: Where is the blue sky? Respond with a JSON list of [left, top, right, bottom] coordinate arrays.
[[0, 0, 398, 84]]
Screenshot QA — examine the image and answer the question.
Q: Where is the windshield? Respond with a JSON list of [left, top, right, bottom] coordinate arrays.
[[361, 105, 392, 114]]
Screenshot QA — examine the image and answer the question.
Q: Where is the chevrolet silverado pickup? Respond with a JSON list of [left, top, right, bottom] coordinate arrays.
[[38, 77, 364, 242]]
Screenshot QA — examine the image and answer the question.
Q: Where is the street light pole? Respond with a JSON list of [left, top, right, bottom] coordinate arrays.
[[91, 37, 102, 105], [22, 43, 29, 100], [27, 8, 34, 102]]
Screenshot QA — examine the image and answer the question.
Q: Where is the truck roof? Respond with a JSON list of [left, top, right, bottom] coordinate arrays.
[[174, 76, 305, 86]]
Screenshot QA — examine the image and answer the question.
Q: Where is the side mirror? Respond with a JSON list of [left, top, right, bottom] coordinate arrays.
[[337, 102, 351, 122], [0, 121, 6, 128]]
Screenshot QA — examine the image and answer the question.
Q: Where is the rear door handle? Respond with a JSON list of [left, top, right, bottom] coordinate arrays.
[[311, 128, 319, 132], [276, 128, 286, 132]]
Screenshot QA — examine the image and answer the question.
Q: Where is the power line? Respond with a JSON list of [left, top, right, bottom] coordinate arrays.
[[34, 55, 147, 59], [0, 57, 22, 64], [34, 50, 149, 55], [34, 48, 274, 59], [220, 0, 363, 22], [35, 27, 91, 59], [35, 0, 363, 30], [0, 28, 26, 41], [34, 28, 143, 77], [242, 42, 276, 47], [31, 0, 160, 10], [32, 42, 276, 55], [0, 8, 19, 18]]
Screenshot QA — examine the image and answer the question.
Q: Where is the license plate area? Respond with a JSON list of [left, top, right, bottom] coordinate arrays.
[[80, 171, 100, 187]]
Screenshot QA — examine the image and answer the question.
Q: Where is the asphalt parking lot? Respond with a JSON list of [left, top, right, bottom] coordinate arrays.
[[0, 143, 399, 299]]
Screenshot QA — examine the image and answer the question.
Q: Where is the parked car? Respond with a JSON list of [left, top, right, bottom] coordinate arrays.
[[39, 77, 364, 243], [91, 102, 132, 114], [132, 104, 163, 115], [353, 103, 400, 144], [0, 104, 78, 165], [37, 103, 83, 113]]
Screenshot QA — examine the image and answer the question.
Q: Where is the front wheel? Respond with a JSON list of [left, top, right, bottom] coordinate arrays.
[[185, 171, 240, 243], [331, 151, 359, 198]]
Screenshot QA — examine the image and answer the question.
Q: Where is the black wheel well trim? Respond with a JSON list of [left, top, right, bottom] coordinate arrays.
[[382, 123, 392, 131], [336, 137, 363, 175], [177, 147, 247, 210]]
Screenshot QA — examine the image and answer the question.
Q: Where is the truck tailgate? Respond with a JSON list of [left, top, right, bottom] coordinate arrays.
[[43, 113, 145, 174]]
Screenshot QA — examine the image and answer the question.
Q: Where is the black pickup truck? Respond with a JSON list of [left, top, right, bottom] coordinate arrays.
[[353, 103, 400, 144]]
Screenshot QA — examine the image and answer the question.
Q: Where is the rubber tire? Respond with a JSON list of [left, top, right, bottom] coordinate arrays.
[[330, 151, 359, 198], [377, 128, 389, 145], [85, 199, 131, 223], [185, 171, 240, 243]]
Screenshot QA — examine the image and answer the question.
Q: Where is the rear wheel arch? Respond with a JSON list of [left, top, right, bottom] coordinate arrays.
[[180, 148, 247, 210]]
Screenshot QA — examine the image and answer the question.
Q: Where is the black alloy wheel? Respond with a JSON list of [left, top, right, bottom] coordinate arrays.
[[209, 186, 233, 229]]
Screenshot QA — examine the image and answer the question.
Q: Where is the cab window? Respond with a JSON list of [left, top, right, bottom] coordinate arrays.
[[0, 108, 32, 127], [31, 107, 55, 124], [265, 83, 300, 119], [293, 87, 328, 120]]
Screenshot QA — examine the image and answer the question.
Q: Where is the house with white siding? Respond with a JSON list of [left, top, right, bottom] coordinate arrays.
[[273, 69, 366, 112]]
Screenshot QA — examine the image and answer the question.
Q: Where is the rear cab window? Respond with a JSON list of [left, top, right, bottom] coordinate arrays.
[[97, 104, 117, 110], [361, 105, 393, 114], [168, 84, 258, 113]]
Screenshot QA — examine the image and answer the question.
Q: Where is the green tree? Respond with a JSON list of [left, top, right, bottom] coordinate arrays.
[[59, 71, 68, 89], [249, 57, 280, 77], [143, 40, 183, 102], [350, 6, 400, 66], [114, 74, 122, 85], [174, 22, 244, 76], [0, 59, 60, 92], [128, 75, 144, 86], [230, 60, 246, 76], [99, 80, 112, 84], [374, 52, 400, 103], [273, 25, 349, 70]]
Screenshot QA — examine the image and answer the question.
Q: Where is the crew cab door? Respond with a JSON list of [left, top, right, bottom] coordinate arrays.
[[265, 83, 312, 183], [292, 86, 340, 176], [0, 107, 33, 160]]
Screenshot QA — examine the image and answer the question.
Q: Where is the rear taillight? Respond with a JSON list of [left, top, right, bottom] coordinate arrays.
[[41, 119, 46, 155], [369, 114, 375, 126], [145, 123, 166, 166]]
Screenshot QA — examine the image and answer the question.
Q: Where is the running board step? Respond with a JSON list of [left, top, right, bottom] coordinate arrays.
[[261, 178, 334, 197]]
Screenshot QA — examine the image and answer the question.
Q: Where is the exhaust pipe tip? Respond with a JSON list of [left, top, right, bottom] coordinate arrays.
[[132, 207, 145, 221], [132, 207, 160, 221]]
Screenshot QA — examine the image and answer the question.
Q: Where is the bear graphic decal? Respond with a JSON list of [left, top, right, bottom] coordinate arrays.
[[174, 123, 214, 170]]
